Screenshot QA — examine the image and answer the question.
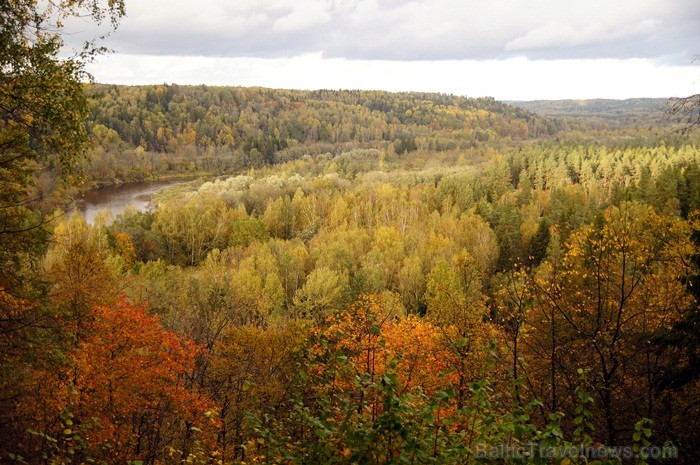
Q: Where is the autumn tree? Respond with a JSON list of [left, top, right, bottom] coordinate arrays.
[[0, 2, 125, 458], [1, 0, 125, 291], [293, 266, 349, 321], [523, 203, 696, 445], [44, 214, 119, 340], [154, 192, 234, 265], [67, 300, 217, 464], [492, 269, 532, 404], [208, 322, 308, 462]]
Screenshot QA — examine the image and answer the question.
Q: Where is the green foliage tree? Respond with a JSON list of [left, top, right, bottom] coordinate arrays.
[[293, 266, 349, 321], [1, 0, 123, 291]]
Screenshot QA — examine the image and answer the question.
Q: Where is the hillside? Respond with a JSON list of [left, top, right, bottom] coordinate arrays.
[[82, 85, 560, 184], [510, 97, 669, 123]]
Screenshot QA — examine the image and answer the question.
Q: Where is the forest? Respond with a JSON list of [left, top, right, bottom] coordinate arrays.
[[2, 2, 700, 464], [79, 84, 559, 186]]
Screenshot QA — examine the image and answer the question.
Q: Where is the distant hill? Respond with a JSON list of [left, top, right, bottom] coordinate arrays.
[[82, 85, 562, 184], [87, 85, 558, 159], [509, 98, 669, 124]]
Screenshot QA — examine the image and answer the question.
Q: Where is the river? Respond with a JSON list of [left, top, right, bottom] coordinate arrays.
[[72, 178, 191, 224]]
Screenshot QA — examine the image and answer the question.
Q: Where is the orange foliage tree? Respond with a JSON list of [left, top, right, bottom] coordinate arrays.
[[244, 295, 512, 463], [316, 294, 505, 425], [60, 300, 218, 464], [321, 295, 455, 400]]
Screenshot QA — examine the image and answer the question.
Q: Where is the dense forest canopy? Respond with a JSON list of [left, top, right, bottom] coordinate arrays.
[[512, 98, 668, 119], [79, 84, 561, 185], [37, 132, 700, 464], [78, 85, 693, 189]]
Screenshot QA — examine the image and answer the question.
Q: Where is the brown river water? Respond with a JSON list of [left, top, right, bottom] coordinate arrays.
[[71, 179, 189, 224]]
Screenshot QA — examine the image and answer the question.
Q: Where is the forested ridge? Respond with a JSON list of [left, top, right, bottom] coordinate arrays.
[[3, 10, 700, 462], [81, 84, 560, 185], [512, 98, 668, 120]]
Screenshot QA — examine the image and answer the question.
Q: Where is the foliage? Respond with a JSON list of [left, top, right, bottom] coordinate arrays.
[[67, 300, 217, 464], [87, 138, 700, 461], [0, 1, 125, 461], [80, 85, 560, 185]]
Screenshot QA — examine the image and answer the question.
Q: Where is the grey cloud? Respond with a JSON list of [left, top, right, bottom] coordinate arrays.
[[76, 0, 700, 63]]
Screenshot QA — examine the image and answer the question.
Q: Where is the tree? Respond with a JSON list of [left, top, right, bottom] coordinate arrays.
[[492, 269, 532, 404], [524, 203, 696, 445], [425, 259, 467, 327], [229, 215, 269, 248], [209, 323, 307, 462], [293, 266, 349, 321], [154, 192, 233, 265], [1, 0, 125, 291], [668, 94, 700, 134], [0, 2, 125, 460], [44, 214, 119, 341], [68, 300, 216, 464]]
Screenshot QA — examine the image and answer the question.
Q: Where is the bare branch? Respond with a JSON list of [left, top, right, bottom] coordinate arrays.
[[667, 94, 700, 134]]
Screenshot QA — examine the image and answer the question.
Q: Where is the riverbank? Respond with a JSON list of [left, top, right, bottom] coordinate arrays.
[[82, 170, 212, 191], [72, 176, 203, 224]]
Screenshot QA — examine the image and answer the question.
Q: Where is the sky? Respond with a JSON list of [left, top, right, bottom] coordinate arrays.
[[75, 0, 700, 100]]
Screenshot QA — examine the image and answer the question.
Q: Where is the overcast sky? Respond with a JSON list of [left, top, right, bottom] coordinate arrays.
[[79, 0, 700, 100]]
